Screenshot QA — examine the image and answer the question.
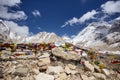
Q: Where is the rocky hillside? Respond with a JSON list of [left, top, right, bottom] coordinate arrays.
[[73, 19, 120, 51], [0, 47, 120, 80]]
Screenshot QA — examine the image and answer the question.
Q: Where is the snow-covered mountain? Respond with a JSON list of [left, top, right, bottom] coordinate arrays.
[[62, 35, 73, 43], [1, 19, 120, 51], [25, 32, 64, 43], [73, 19, 120, 51]]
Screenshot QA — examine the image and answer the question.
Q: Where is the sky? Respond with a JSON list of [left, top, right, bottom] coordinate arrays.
[[0, 0, 120, 38]]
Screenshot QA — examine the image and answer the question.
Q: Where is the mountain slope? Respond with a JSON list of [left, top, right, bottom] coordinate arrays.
[[26, 32, 64, 43], [73, 20, 120, 51]]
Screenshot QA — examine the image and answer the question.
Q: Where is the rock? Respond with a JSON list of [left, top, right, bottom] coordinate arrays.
[[52, 48, 81, 61], [67, 74, 81, 80], [65, 66, 78, 75], [109, 70, 115, 74], [39, 65, 48, 71], [93, 64, 101, 72], [0, 68, 3, 78], [68, 64, 76, 70], [7, 66, 16, 74], [35, 73, 54, 80], [38, 57, 50, 67], [102, 69, 110, 76], [25, 74, 35, 80], [81, 75, 89, 80], [12, 61, 18, 64], [14, 67, 29, 77], [5, 75, 12, 80], [89, 76, 96, 80], [93, 73, 106, 80], [46, 66, 64, 74], [39, 52, 50, 58], [14, 76, 21, 80], [32, 68, 40, 75], [84, 61, 94, 72], [57, 73, 67, 80]]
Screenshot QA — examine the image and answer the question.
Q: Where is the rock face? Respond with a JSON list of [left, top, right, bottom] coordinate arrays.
[[73, 19, 120, 51], [52, 48, 81, 61]]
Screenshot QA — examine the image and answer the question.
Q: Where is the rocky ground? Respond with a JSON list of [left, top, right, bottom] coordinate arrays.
[[0, 47, 120, 80]]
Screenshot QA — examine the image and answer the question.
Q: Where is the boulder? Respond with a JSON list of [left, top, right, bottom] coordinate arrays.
[[65, 66, 78, 75], [35, 73, 54, 80], [46, 66, 64, 74], [93, 73, 106, 80], [52, 48, 81, 61], [84, 61, 94, 72], [81, 75, 89, 80], [13, 67, 29, 77]]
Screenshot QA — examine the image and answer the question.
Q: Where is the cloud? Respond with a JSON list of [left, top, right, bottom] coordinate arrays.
[[61, 10, 97, 27], [0, 0, 21, 7], [37, 27, 42, 30], [4, 20, 29, 36], [0, 0, 27, 20], [101, 0, 120, 14], [32, 10, 41, 17], [79, 10, 97, 23]]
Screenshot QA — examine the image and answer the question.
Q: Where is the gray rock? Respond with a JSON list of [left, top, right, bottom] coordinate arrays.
[[14, 67, 29, 77], [52, 48, 81, 61]]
